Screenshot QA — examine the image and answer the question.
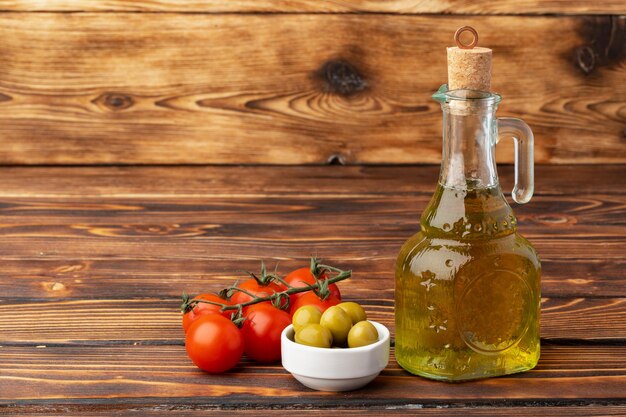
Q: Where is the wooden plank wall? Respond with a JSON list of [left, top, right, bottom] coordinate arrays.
[[0, 1, 624, 13], [0, 2, 623, 165]]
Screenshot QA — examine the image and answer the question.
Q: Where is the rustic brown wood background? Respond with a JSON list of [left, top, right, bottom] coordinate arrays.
[[0, 4, 623, 164], [0, 1, 625, 416]]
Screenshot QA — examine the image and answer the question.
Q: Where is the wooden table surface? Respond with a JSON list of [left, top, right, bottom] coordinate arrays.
[[1, 164, 625, 416]]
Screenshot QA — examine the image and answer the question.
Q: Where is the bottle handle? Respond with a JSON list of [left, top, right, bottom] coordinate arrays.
[[496, 117, 535, 204]]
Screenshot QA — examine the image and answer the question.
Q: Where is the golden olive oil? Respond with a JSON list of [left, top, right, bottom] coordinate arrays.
[[395, 183, 541, 381]]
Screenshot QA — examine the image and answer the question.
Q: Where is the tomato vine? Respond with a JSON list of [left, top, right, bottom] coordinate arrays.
[[181, 258, 351, 316]]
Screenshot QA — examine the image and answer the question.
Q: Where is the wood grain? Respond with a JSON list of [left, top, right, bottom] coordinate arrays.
[[0, 165, 623, 412], [0, 166, 622, 344], [0, 195, 621, 237], [0, 197, 622, 258], [0, 195, 623, 298], [6, 408, 626, 417], [0, 176, 623, 298], [4, 258, 625, 299], [0, 14, 623, 165], [0, 345, 625, 403], [0, 297, 623, 344], [0, 0, 623, 14], [0, 166, 623, 197]]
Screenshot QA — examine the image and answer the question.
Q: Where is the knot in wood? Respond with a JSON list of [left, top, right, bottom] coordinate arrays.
[[44, 281, 67, 292], [575, 46, 596, 74], [535, 214, 576, 226], [136, 224, 173, 235], [318, 60, 367, 96], [54, 263, 87, 274], [0, 93, 12, 103], [574, 16, 625, 75], [327, 154, 346, 165], [94, 92, 134, 111]]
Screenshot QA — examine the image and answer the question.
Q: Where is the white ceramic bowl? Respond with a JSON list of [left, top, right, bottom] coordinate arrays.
[[281, 320, 390, 391]]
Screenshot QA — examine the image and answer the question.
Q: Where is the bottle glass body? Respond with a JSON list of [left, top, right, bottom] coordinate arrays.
[[394, 88, 541, 381]]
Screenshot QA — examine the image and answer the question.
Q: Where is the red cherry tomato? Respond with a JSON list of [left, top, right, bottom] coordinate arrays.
[[185, 314, 244, 373], [290, 291, 340, 315], [182, 293, 232, 333], [284, 267, 341, 303], [230, 279, 285, 307], [241, 304, 291, 363]]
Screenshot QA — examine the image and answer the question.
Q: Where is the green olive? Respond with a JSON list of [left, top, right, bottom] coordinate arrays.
[[347, 321, 379, 348], [292, 305, 322, 332], [337, 302, 367, 325], [295, 324, 333, 348], [319, 305, 352, 347]]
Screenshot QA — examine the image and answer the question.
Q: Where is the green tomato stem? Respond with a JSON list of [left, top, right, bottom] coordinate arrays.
[[271, 275, 293, 289]]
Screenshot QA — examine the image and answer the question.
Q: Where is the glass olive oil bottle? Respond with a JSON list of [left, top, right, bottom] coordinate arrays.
[[395, 86, 541, 381]]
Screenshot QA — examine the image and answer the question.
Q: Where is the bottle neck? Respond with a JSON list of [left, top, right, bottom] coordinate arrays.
[[439, 102, 499, 190], [420, 100, 516, 240]]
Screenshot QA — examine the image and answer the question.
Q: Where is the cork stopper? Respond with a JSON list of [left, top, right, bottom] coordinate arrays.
[[447, 26, 492, 91]]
